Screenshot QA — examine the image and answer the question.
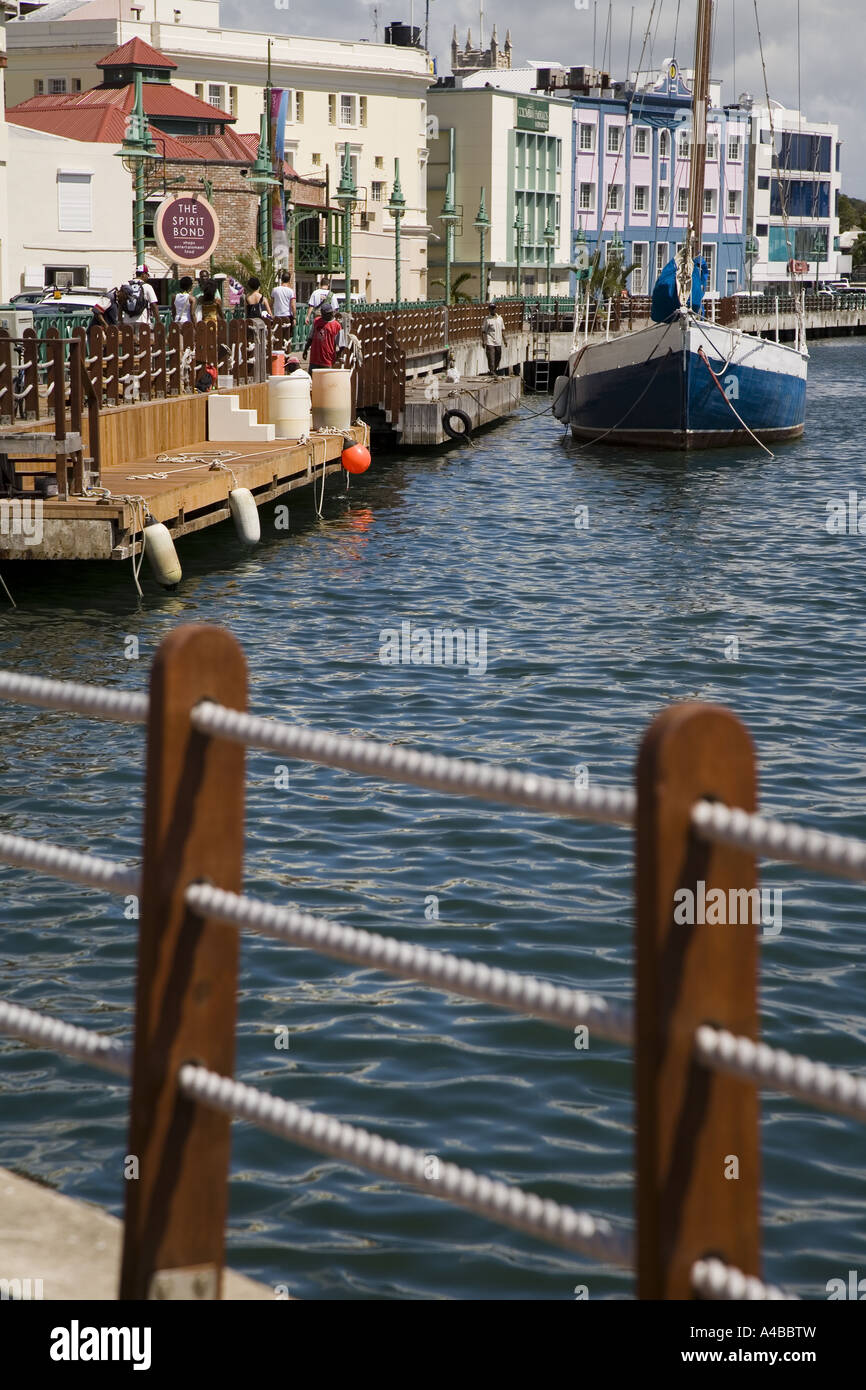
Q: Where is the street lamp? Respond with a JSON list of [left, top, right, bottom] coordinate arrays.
[[745, 234, 759, 294], [573, 222, 589, 304], [386, 158, 406, 308], [439, 160, 459, 305], [246, 112, 280, 263], [474, 188, 490, 304], [513, 210, 524, 297], [116, 71, 160, 267], [544, 214, 556, 305], [334, 141, 358, 329]]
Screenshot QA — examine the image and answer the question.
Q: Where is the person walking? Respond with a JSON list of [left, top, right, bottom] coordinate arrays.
[[303, 304, 344, 369], [118, 269, 156, 329], [272, 271, 296, 324], [481, 302, 507, 375], [173, 275, 194, 324], [198, 279, 225, 326], [245, 276, 273, 319], [306, 275, 337, 324]]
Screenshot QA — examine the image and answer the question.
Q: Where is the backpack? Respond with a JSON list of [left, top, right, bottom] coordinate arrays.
[[121, 281, 147, 318]]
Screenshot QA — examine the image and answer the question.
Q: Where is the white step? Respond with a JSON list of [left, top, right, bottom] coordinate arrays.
[[208, 393, 275, 443]]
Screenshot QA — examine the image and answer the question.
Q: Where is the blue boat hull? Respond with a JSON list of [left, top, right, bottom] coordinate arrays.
[[555, 318, 808, 449]]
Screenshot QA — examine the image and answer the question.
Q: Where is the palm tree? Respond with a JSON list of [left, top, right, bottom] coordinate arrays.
[[430, 271, 476, 305], [214, 248, 279, 299], [587, 250, 636, 301]]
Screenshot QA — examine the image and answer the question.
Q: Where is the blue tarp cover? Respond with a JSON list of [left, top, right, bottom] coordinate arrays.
[[651, 256, 709, 322]]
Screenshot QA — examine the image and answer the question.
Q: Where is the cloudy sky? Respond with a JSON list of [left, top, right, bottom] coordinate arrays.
[[221, 0, 865, 194]]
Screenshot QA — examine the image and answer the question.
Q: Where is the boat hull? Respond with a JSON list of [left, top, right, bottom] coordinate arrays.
[[555, 318, 808, 449]]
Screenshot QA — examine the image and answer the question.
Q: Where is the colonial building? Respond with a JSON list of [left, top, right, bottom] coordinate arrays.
[[450, 25, 512, 79], [4, 0, 433, 301], [427, 80, 573, 300], [0, 1, 16, 300]]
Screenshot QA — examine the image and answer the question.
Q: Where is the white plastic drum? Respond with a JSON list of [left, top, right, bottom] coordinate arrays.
[[268, 373, 312, 439], [311, 368, 352, 432]]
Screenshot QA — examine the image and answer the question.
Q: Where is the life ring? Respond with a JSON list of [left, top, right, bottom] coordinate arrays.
[[442, 408, 473, 441]]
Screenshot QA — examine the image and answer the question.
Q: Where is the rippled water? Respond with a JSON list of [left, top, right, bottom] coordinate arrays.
[[1, 337, 865, 1300]]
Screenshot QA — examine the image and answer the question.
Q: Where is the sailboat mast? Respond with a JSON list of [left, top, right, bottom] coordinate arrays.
[[686, 0, 713, 269]]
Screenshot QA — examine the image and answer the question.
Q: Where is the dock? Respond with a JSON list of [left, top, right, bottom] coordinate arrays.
[[402, 371, 522, 445]]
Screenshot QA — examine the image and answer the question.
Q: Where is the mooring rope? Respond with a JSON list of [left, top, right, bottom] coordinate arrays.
[[185, 883, 633, 1044], [695, 1026, 866, 1122], [691, 1257, 798, 1301], [190, 702, 638, 826], [177, 1063, 634, 1267]]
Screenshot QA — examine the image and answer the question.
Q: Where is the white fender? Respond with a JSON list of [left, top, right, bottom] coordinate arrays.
[[143, 522, 182, 588], [229, 487, 261, 545], [552, 374, 570, 421]]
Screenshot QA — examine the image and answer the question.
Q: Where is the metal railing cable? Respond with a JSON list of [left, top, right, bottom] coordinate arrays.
[[0, 997, 631, 1268], [692, 799, 866, 883], [691, 1258, 798, 1301], [185, 883, 633, 1044], [176, 1063, 634, 1268], [190, 702, 638, 826], [695, 1025, 866, 1122]]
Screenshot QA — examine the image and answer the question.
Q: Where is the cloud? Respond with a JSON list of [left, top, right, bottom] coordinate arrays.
[[220, 0, 864, 193]]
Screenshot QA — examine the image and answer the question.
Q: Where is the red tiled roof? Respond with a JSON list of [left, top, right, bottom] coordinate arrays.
[[7, 105, 200, 155], [97, 38, 177, 70], [8, 83, 234, 124]]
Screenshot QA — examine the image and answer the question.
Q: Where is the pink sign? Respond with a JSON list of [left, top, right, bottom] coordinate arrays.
[[154, 194, 220, 266]]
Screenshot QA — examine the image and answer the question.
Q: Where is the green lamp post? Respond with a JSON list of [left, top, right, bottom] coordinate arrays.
[[574, 222, 589, 303], [335, 142, 358, 328], [387, 158, 407, 308], [439, 130, 459, 307], [745, 233, 759, 294], [117, 71, 160, 267], [513, 210, 524, 297], [810, 228, 827, 292], [543, 214, 556, 306], [247, 112, 280, 263], [474, 188, 490, 304]]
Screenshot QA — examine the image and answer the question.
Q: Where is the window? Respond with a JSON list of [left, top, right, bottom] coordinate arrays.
[[208, 84, 223, 108], [371, 182, 384, 202], [633, 185, 649, 213], [633, 127, 649, 155], [374, 155, 384, 169], [659, 129, 670, 159], [606, 183, 623, 211], [295, 92, 304, 122], [33, 79, 44, 96], [703, 188, 717, 216], [44, 265, 87, 288], [57, 171, 92, 233], [579, 182, 595, 211], [229, 85, 238, 117], [728, 135, 742, 161], [71, 78, 82, 93], [760, 128, 771, 144], [656, 241, 670, 275], [49, 78, 67, 94], [606, 125, 623, 154], [195, 83, 204, 100], [312, 153, 322, 166], [706, 134, 718, 160], [727, 189, 741, 217], [677, 186, 689, 214], [756, 222, 769, 236], [658, 186, 670, 214], [579, 122, 595, 152], [328, 94, 336, 125], [677, 130, 690, 158], [340, 94, 357, 126], [701, 242, 716, 290], [360, 96, 367, 127], [555, 138, 561, 171], [758, 175, 770, 190], [631, 242, 649, 294]]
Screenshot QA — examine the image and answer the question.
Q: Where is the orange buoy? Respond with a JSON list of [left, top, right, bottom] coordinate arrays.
[[341, 441, 372, 474]]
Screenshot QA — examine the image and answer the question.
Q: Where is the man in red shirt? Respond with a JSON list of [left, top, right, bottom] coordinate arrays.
[[303, 304, 344, 368]]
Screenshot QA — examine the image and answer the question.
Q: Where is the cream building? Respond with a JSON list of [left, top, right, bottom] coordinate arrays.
[[0, 1, 16, 300], [4, 0, 433, 301]]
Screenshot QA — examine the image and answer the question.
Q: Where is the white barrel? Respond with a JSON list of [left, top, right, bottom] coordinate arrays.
[[143, 522, 182, 588], [268, 373, 312, 439], [311, 368, 352, 432], [229, 487, 261, 545]]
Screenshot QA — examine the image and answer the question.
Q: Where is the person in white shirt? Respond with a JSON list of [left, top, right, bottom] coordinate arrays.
[[481, 302, 507, 375], [132, 265, 158, 323], [272, 271, 296, 323], [173, 275, 194, 324], [306, 276, 337, 324], [285, 354, 311, 381]]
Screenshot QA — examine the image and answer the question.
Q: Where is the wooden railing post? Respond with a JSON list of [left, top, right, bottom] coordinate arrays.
[[635, 702, 760, 1299], [120, 625, 247, 1300]]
